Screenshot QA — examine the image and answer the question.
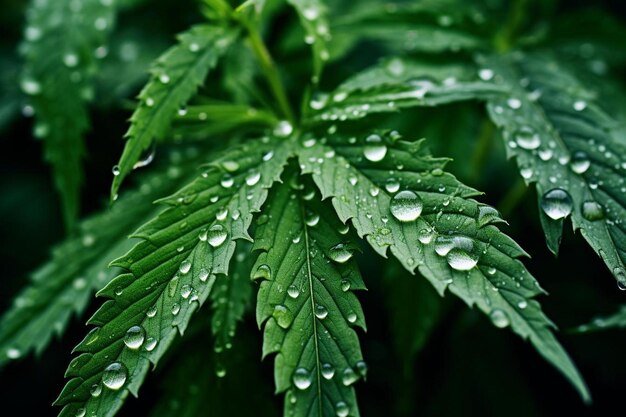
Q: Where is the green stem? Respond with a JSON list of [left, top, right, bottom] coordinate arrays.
[[493, 0, 528, 53], [241, 19, 294, 123], [498, 177, 528, 217], [470, 119, 495, 183]]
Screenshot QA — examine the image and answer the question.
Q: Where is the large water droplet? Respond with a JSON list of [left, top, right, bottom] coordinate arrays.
[[581, 201, 604, 221], [489, 309, 510, 328], [273, 304, 293, 329], [293, 367, 312, 390], [447, 249, 479, 271], [390, 190, 423, 222], [102, 362, 128, 390], [570, 151, 590, 174], [335, 401, 350, 417], [329, 243, 353, 263], [515, 127, 540, 150], [314, 305, 328, 319], [321, 363, 335, 379], [207, 224, 228, 247], [363, 134, 387, 162], [123, 326, 145, 349], [540, 188, 573, 220]]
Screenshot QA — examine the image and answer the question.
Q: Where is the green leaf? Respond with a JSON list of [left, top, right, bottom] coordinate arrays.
[[111, 25, 239, 198], [21, 0, 117, 228], [253, 172, 367, 417], [287, 0, 329, 81], [210, 241, 254, 355], [482, 52, 626, 285], [56, 138, 291, 417], [306, 57, 504, 123], [0, 149, 203, 367], [297, 130, 590, 401], [573, 305, 626, 333]]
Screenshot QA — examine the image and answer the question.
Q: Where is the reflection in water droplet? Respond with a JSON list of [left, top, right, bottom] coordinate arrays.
[[273, 304, 293, 329], [363, 134, 388, 162], [489, 309, 510, 328], [123, 326, 145, 349], [390, 190, 423, 222], [314, 305, 328, 319], [207, 224, 228, 247], [540, 188, 573, 220], [102, 362, 128, 390], [581, 201, 604, 221], [293, 367, 312, 390], [335, 401, 350, 417], [570, 151, 590, 174], [321, 363, 335, 379], [329, 243, 353, 263]]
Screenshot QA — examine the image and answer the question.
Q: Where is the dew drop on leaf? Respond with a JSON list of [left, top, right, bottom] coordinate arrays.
[[90, 383, 102, 397], [207, 224, 228, 247], [253, 264, 271, 280], [179, 260, 192, 274], [171, 303, 181, 315], [123, 326, 145, 349], [570, 151, 591, 174], [287, 285, 300, 299], [102, 362, 128, 390], [347, 311, 357, 323], [341, 279, 351, 292], [363, 134, 387, 162], [489, 309, 510, 328], [293, 367, 312, 390], [515, 127, 541, 150], [273, 304, 293, 329], [581, 201, 604, 221], [274, 120, 293, 137], [341, 367, 358, 386], [540, 188, 573, 220], [329, 243, 353, 263], [335, 401, 350, 417], [321, 363, 335, 379], [390, 190, 423, 222], [314, 304, 328, 319], [144, 337, 158, 352]]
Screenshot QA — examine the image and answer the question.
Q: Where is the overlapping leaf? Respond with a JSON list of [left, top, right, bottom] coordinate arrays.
[[574, 305, 626, 333], [287, 0, 330, 81], [306, 57, 504, 123], [111, 25, 238, 198], [0, 149, 203, 367], [482, 52, 626, 285], [297, 131, 589, 401], [253, 176, 367, 417], [56, 138, 291, 417], [21, 0, 117, 227]]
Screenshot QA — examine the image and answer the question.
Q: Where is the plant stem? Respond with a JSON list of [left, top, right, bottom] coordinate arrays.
[[242, 20, 294, 123], [493, 0, 528, 53], [498, 177, 528, 217], [470, 119, 495, 183]]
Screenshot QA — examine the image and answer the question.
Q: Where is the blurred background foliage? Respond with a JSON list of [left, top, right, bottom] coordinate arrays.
[[0, 0, 625, 416]]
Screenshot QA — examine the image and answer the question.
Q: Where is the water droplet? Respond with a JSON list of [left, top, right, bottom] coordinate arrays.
[[478, 68, 494, 81], [306, 212, 320, 227], [385, 179, 400, 193], [315, 305, 328, 319], [274, 120, 293, 137], [254, 264, 271, 280], [287, 285, 300, 298], [581, 201, 604, 221], [477, 206, 501, 227], [179, 260, 192, 274], [159, 73, 170, 84], [515, 127, 540, 150], [363, 134, 387, 162], [75, 408, 86, 417], [329, 243, 353, 263], [220, 174, 234, 188], [181, 284, 192, 299], [123, 326, 145, 349], [321, 363, 335, 379], [145, 97, 155, 107], [21, 77, 41, 95], [517, 300, 528, 309], [273, 304, 293, 328], [355, 360, 368, 377], [102, 362, 128, 390], [447, 249, 479, 271], [573, 100, 587, 111], [390, 190, 423, 222], [520, 166, 534, 179], [25, 26, 42, 41], [540, 188, 573, 220], [146, 305, 157, 317], [507, 98, 522, 109], [207, 224, 228, 247], [246, 171, 261, 186], [417, 228, 435, 244], [293, 367, 312, 390], [133, 146, 155, 170], [198, 268, 210, 282], [347, 311, 357, 323], [341, 279, 351, 292], [341, 368, 358, 386], [171, 303, 181, 315], [335, 401, 350, 417], [90, 383, 102, 397], [112, 165, 120, 176], [489, 309, 510, 328], [487, 266, 497, 275], [216, 207, 228, 221], [570, 151, 590, 174], [144, 337, 158, 351], [6, 348, 20, 359]]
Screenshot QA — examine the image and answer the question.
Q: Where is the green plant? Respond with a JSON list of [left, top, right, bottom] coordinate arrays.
[[1, 0, 625, 416]]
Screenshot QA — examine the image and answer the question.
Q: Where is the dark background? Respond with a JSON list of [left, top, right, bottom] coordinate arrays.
[[1, 0, 625, 416]]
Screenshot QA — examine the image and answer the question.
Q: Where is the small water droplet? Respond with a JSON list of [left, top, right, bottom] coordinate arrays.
[[246, 171, 261, 186], [341, 368, 358, 386], [75, 408, 86, 417], [220, 174, 234, 188], [335, 401, 350, 417], [347, 311, 357, 323], [6, 348, 21, 359], [171, 303, 181, 315], [341, 279, 351, 292], [306, 212, 320, 227], [287, 285, 300, 298], [507, 98, 522, 109], [274, 120, 293, 137], [123, 326, 145, 349], [385, 179, 400, 193], [198, 268, 210, 282], [478, 68, 494, 81], [581, 201, 604, 221], [63, 53, 79, 68], [293, 367, 312, 390], [540, 188, 573, 220], [146, 305, 157, 317], [489, 309, 510, 328], [254, 264, 271, 280], [517, 300, 528, 309], [90, 383, 102, 397], [215, 363, 227, 378], [273, 304, 293, 328], [329, 243, 353, 263], [390, 190, 423, 222], [515, 127, 540, 150], [144, 337, 158, 351], [111, 165, 120, 176], [570, 151, 590, 174], [573, 100, 587, 111], [321, 362, 335, 379], [102, 362, 128, 390], [21, 77, 41, 95], [159, 73, 170, 84], [363, 134, 387, 162], [179, 260, 192, 274], [315, 305, 328, 319]]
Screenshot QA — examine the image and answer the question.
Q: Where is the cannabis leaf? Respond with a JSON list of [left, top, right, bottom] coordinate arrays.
[[111, 25, 238, 198], [253, 173, 367, 417], [56, 139, 290, 417], [306, 57, 503, 123], [287, 0, 329, 81], [21, 0, 117, 228], [0, 149, 203, 367], [298, 131, 590, 401], [574, 305, 626, 333], [482, 52, 626, 286]]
